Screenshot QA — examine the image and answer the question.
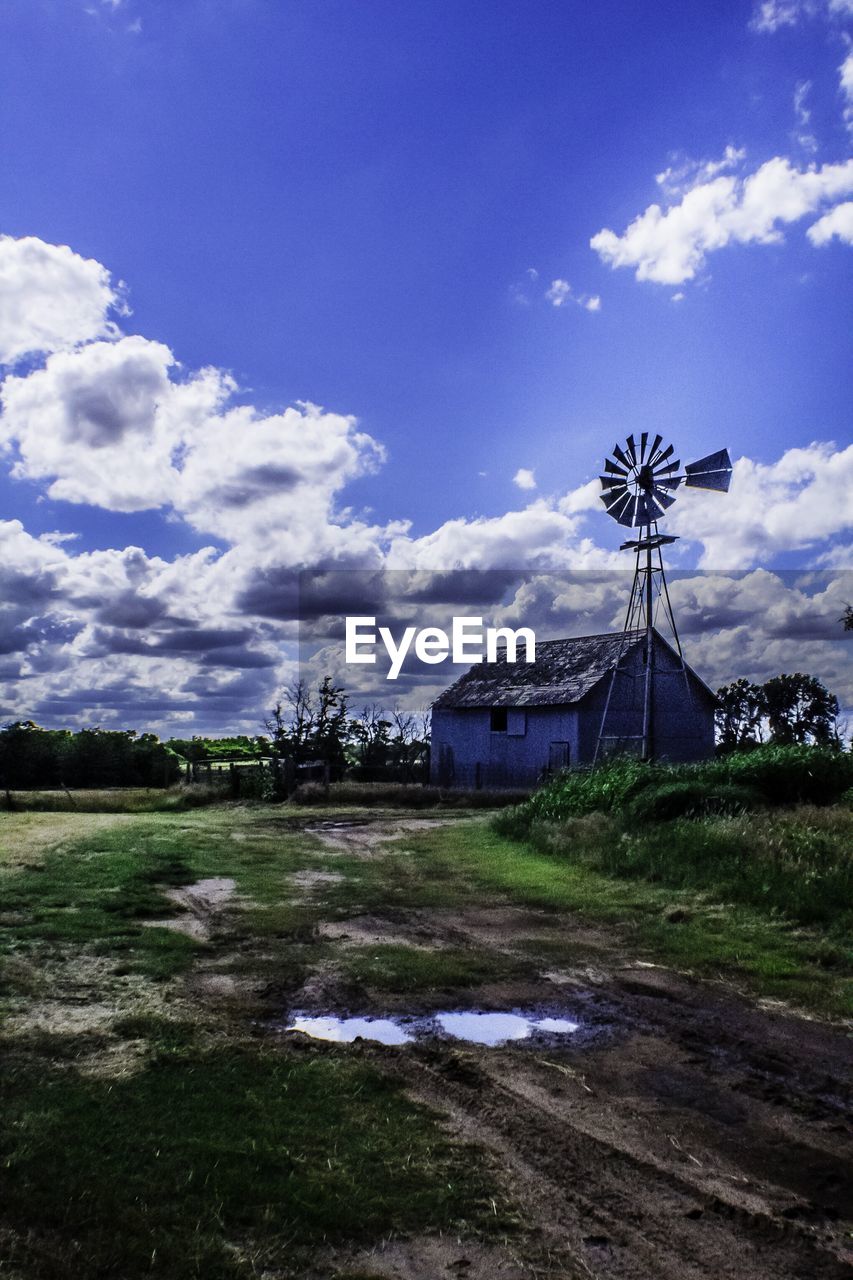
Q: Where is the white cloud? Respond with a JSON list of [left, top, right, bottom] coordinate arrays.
[[592, 157, 853, 284], [513, 468, 537, 490], [750, 1, 811, 32], [807, 199, 853, 241], [668, 442, 853, 567], [545, 278, 601, 311], [655, 146, 746, 200], [840, 47, 853, 128], [793, 80, 818, 151], [546, 279, 571, 307], [0, 334, 388, 560], [751, 0, 853, 26], [0, 235, 123, 365]]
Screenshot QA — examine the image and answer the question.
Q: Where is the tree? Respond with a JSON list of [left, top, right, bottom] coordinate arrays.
[[842, 605, 853, 632], [762, 673, 840, 747], [266, 676, 351, 775], [350, 704, 392, 768], [715, 679, 766, 752]]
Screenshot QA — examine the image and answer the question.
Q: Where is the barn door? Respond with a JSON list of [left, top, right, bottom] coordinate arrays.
[[548, 741, 570, 772]]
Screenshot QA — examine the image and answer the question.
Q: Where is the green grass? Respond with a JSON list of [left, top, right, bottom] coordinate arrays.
[[390, 818, 853, 1018], [0, 1039, 505, 1280], [498, 746, 853, 830], [3, 798, 850, 1279]]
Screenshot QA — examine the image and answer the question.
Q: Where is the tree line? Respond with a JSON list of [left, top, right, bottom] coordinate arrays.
[[715, 673, 843, 752], [1, 659, 846, 792], [0, 723, 183, 791]]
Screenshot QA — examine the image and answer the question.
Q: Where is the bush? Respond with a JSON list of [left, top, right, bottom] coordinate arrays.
[[495, 745, 853, 840], [625, 781, 764, 824], [707, 744, 853, 807]]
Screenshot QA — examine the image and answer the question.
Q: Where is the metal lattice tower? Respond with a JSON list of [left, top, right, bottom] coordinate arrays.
[[594, 434, 732, 763]]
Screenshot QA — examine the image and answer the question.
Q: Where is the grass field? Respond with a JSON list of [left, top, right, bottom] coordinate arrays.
[[1, 796, 851, 1278]]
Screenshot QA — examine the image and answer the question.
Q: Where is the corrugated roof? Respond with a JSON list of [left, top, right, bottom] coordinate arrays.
[[433, 628, 718, 709], [434, 630, 646, 708]]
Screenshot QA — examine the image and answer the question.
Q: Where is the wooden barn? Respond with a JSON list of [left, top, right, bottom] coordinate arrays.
[[430, 628, 716, 788]]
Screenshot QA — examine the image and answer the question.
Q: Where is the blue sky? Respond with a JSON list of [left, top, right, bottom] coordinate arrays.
[[0, 0, 850, 733]]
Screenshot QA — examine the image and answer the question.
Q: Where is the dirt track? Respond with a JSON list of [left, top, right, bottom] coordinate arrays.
[[284, 818, 853, 1280]]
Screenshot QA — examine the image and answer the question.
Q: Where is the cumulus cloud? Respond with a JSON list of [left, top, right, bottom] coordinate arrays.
[[513, 467, 536, 490], [807, 199, 853, 241], [668, 442, 853, 567], [591, 157, 853, 284], [0, 235, 122, 365], [0, 334, 388, 561]]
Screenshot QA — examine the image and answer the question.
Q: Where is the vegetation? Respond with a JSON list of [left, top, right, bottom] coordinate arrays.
[[166, 735, 271, 762], [1, 795, 851, 1276], [715, 672, 841, 749], [0, 722, 182, 792], [490, 746, 853, 1008], [266, 678, 430, 783], [495, 745, 853, 832], [399, 815, 853, 1017], [1, 1042, 498, 1280]]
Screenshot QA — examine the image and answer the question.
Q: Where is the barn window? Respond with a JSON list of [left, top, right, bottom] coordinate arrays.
[[490, 707, 507, 733]]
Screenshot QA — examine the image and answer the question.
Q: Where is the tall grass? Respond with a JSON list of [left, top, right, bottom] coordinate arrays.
[[496, 745, 853, 835], [2, 784, 227, 813]]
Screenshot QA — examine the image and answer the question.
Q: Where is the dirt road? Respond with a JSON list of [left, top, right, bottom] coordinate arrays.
[[287, 817, 853, 1280]]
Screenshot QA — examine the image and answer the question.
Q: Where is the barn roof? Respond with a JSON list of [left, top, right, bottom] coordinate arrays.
[[433, 629, 715, 709]]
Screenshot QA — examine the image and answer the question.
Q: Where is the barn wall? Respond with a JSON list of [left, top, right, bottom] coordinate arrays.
[[578, 636, 715, 764], [430, 705, 578, 788]]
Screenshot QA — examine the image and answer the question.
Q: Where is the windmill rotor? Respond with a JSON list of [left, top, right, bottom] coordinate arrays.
[[599, 434, 732, 529]]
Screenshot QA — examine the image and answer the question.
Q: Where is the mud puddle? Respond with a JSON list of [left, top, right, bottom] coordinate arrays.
[[285, 1006, 586, 1047]]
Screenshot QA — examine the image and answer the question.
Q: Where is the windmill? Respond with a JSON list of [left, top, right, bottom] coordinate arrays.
[[595, 434, 732, 762]]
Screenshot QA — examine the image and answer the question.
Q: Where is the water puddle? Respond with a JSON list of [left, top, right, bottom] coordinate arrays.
[[285, 1007, 583, 1048], [288, 1015, 413, 1045]]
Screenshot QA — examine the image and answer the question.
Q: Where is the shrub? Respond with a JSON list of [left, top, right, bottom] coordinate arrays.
[[625, 780, 764, 824], [707, 744, 853, 806], [495, 745, 853, 840]]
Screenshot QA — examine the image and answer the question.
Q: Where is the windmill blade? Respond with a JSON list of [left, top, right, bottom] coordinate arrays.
[[599, 475, 628, 491], [646, 433, 663, 465], [601, 491, 634, 525], [615, 495, 638, 526], [651, 487, 677, 510], [612, 443, 631, 469], [604, 456, 629, 477], [651, 455, 680, 477], [625, 434, 638, 465], [655, 476, 682, 491], [601, 486, 630, 514], [684, 447, 732, 492], [639, 430, 649, 463], [635, 493, 664, 524]]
